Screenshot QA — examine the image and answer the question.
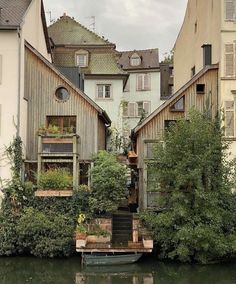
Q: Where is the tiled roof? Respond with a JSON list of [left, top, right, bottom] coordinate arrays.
[[48, 14, 113, 46], [86, 53, 126, 74], [118, 49, 159, 70], [0, 0, 31, 28]]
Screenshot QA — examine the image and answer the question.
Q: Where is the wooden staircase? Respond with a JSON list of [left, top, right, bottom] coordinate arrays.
[[112, 213, 133, 246]]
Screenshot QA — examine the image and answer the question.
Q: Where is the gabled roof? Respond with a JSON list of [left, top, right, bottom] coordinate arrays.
[[25, 41, 111, 125], [0, 0, 51, 53], [118, 49, 159, 70], [0, 0, 31, 28], [133, 64, 218, 134], [48, 14, 115, 47]]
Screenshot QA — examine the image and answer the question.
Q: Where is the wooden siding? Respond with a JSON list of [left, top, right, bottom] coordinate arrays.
[[136, 68, 219, 169], [25, 47, 103, 161], [98, 117, 106, 150]]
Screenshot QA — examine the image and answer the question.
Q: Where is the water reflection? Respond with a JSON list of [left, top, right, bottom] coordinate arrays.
[[0, 256, 235, 284], [76, 264, 154, 284]]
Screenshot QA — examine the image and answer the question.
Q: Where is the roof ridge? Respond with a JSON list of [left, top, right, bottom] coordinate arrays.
[[49, 14, 115, 46], [119, 48, 159, 53]]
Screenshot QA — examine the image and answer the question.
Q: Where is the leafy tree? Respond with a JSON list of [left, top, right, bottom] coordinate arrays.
[[161, 49, 174, 64], [141, 110, 236, 263], [89, 151, 128, 213]]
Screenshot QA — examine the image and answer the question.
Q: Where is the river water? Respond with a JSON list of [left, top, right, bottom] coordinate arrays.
[[0, 255, 235, 284]]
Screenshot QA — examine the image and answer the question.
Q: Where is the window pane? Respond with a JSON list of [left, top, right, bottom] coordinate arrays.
[[97, 85, 103, 98], [225, 0, 235, 20], [123, 101, 128, 116], [138, 102, 144, 116], [105, 85, 110, 98]]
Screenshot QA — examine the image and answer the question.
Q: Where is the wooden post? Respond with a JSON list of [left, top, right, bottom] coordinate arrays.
[[73, 135, 78, 187], [37, 135, 42, 184]]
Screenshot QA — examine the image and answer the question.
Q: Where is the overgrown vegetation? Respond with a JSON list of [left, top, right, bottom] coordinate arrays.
[[89, 150, 128, 213], [141, 110, 236, 264], [37, 168, 73, 189]]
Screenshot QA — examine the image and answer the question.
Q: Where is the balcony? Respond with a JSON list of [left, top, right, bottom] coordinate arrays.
[[38, 134, 79, 157]]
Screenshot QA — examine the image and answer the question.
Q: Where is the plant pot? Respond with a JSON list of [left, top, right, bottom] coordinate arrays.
[[76, 232, 87, 240], [35, 189, 73, 197], [142, 239, 153, 249], [76, 239, 87, 248], [87, 235, 111, 244]]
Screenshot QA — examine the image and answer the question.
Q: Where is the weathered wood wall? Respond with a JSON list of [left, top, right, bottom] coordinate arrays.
[[136, 67, 218, 169], [25, 47, 105, 161]]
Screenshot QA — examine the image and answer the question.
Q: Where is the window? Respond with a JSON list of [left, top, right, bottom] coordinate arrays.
[[225, 0, 236, 21], [136, 74, 150, 91], [191, 66, 196, 77], [196, 84, 205, 94], [194, 21, 197, 33], [170, 97, 185, 112], [225, 101, 234, 136], [55, 87, 70, 101], [164, 120, 177, 129], [47, 116, 76, 134], [137, 101, 150, 116], [123, 101, 150, 117], [97, 84, 111, 99], [130, 52, 141, 66], [225, 43, 236, 77], [0, 55, 2, 84], [75, 50, 88, 67]]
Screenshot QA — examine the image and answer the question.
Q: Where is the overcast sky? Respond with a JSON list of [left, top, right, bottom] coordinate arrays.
[[43, 0, 188, 60]]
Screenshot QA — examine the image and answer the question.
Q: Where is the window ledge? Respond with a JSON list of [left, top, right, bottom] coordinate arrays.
[[95, 98, 113, 101], [221, 77, 236, 80], [223, 137, 236, 141], [170, 109, 185, 112]]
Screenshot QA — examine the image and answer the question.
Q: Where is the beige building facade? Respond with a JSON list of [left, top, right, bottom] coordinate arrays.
[[0, 0, 51, 182], [174, 0, 236, 160]]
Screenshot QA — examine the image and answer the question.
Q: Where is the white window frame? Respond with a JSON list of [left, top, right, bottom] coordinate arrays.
[[96, 84, 112, 99], [123, 101, 150, 117], [130, 52, 141, 66], [136, 73, 151, 91], [75, 50, 88, 67], [225, 0, 236, 21]]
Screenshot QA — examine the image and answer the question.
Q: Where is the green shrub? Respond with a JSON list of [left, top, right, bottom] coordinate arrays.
[[38, 168, 73, 189], [16, 207, 74, 257], [89, 151, 128, 213]]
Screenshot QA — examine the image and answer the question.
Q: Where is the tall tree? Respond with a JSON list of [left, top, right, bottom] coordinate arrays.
[[142, 110, 236, 263]]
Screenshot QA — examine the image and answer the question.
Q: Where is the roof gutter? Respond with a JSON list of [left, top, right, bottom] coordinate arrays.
[[0, 25, 19, 30]]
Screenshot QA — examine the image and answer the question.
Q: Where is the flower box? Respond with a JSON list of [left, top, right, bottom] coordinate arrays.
[[76, 239, 87, 248], [34, 190, 73, 197]]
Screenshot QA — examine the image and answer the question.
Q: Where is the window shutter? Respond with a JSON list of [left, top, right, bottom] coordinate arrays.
[[143, 101, 150, 115], [225, 44, 234, 76], [225, 101, 234, 136], [128, 102, 137, 117], [123, 101, 128, 116], [137, 74, 142, 91], [97, 85, 103, 98], [144, 74, 150, 90], [225, 0, 236, 20]]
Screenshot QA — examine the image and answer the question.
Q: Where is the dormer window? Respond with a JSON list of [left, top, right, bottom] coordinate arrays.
[[75, 50, 88, 67], [130, 52, 141, 66]]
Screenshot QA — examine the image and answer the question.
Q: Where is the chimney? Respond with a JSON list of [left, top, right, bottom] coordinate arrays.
[[202, 44, 212, 67]]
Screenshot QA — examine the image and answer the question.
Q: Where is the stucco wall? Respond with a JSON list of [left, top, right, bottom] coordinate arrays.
[[174, 0, 221, 91], [0, 32, 19, 181], [84, 79, 123, 131]]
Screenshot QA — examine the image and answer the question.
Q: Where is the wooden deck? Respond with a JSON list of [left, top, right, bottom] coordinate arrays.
[[76, 242, 152, 253]]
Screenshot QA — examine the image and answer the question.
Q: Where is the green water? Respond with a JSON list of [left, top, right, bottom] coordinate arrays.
[[0, 256, 235, 284]]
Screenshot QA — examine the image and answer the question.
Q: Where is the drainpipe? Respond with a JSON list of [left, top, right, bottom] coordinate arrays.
[[16, 27, 22, 137]]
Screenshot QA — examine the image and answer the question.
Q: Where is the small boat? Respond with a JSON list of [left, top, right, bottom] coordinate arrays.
[[82, 253, 143, 266]]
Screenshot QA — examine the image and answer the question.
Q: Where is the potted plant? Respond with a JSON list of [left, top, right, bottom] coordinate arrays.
[[75, 214, 88, 248], [86, 225, 111, 244]]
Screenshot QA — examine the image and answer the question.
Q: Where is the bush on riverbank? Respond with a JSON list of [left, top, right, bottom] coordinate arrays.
[[141, 110, 236, 264]]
